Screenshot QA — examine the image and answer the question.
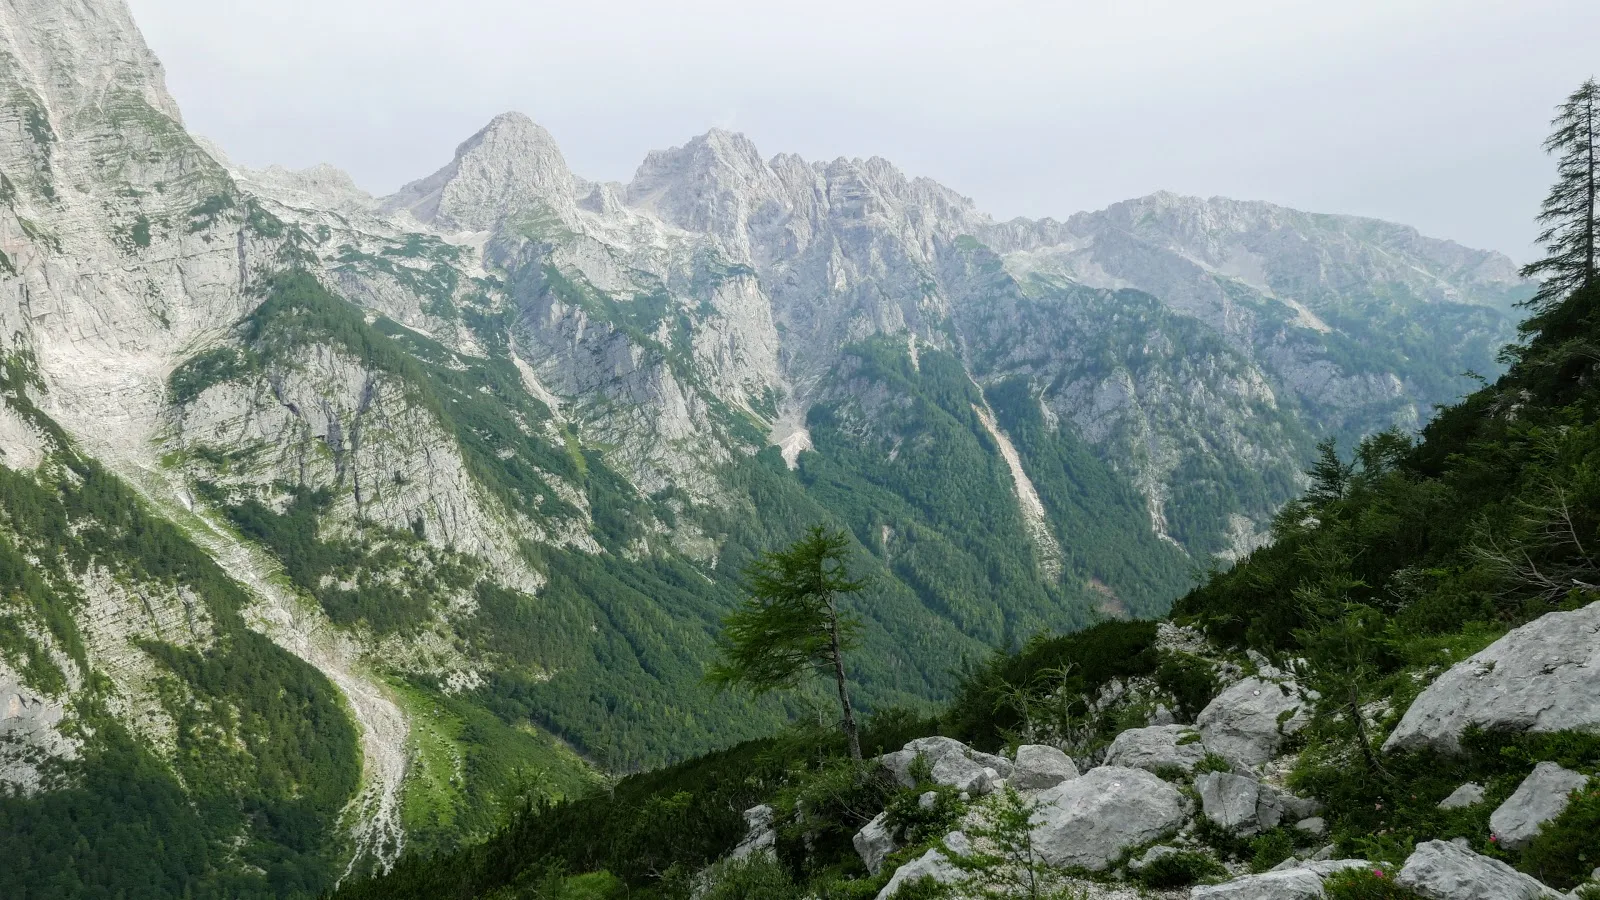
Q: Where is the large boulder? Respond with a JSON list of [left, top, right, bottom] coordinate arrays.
[[1196, 672, 1310, 772], [1195, 771, 1320, 837], [1029, 766, 1188, 870], [854, 811, 898, 876], [876, 832, 969, 900], [880, 737, 993, 795], [1489, 762, 1591, 851], [1104, 724, 1209, 774], [1395, 839, 1562, 899], [1190, 859, 1370, 899], [1384, 602, 1600, 754], [1011, 744, 1079, 791]]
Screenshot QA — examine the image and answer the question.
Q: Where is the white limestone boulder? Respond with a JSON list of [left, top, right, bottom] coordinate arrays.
[[1104, 724, 1209, 775], [1012, 744, 1079, 791], [1438, 782, 1486, 810], [1029, 766, 1188, 870], [876, 832, 969, 900], [1195, 771, 1320, 837], [1385, 602, 1600, 755], [730, 804, 775, 860], [1189, 859, 1370, 899], [880, 736, 993, 794], [854, 811, 898, 875], [1489, 762, 1591, 851], [1196, 672, 1310, 772], [1395, 839, 1563, 899]]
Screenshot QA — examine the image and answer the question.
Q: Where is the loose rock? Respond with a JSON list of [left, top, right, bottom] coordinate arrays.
[[1195, 771, 1317, 837], [1490, 762, 1591, 851], [1030, 766, 1189, 870], [854, 811, 898, 876], [1438, 782, 1486, 810], [1103, 724, 1209, 775], [1190, 859, 1370, 899], [881, 737, 993, 794], [1384, 602, 1600, 754], [876, 832, 968, 900], [1196, 672, 1309, 772], [1012, 744, 1079, 791], [1395, 839, 1562, 899]]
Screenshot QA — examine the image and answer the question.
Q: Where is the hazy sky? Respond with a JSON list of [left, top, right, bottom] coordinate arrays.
[[127, 0, 1597, 260]]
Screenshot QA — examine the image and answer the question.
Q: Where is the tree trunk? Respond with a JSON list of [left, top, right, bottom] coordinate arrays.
[[826, 596, 862, 761]]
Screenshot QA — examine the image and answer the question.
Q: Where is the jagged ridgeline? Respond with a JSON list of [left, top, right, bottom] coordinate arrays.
[[0, 0, 1536, 896]]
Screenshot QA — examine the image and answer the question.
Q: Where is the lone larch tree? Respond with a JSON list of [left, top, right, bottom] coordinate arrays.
[[1523, 77, 1599, 311], [708, 525, 868, 760]]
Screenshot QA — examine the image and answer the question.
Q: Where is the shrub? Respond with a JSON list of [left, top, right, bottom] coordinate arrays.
[[1322, 867, 1425, 899], [1521, 776, 1600, 889], [1134, 850, 1226, 888], [1248, 828, 1297, 873], [697, 855, 805, 900]]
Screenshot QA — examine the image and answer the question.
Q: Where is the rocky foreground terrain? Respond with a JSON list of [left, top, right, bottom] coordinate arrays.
[[0, 0, 1562, 897]]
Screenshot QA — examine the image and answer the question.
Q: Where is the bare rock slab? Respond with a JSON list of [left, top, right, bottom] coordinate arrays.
[[1196, 672, 1309, 772], [1490, 762, 1591, 851], [1395, 839, 1562, 899], [1012, 744, 1079, 791], [1104, 724, 1209, 775], [1385, 602, 1600, 755], [1030, 765, 1188, 870]]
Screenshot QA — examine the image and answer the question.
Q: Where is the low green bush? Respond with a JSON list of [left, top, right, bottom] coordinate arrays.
[[1322, 867, 1425, 899], [1134, 850, 1226, 888]]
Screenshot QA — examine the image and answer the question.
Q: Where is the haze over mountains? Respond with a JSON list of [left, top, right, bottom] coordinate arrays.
[[0, 0, 1533, 894]]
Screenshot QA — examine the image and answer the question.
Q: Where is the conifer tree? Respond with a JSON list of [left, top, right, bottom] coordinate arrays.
[[708, 526, 869, 759], [1523, 78, 1600, 311]]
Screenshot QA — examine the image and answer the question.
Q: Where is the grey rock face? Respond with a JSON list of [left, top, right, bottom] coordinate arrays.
[[1029, 766, 1188, 870], [1490, 762, 1591, 851], [730, 804, 776, 860], [875, 833, 968, 900], [1294, 817, 1326, 837], [1196, 672, 1309, 772], [1385, 602, 1600, 754], [1196, 772, 1284, 836], [1189, 860, 1371, 900], [1012, 744, 1080, 790], [853, 812, 898, 875], [1396, 839, 1562, 900], [881, 737, 994, 794], [1195, 772, 1322, 837], [1103, 724, 1209, 775], [1438, 783, 1487, 810]]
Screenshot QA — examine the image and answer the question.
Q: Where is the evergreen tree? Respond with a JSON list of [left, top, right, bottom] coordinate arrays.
[[1523, 78, 1600, 312], [708, 526, 869, 759]]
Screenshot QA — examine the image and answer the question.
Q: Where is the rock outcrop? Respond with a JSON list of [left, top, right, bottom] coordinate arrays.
[[1489, 762, 1591, 851], [1395, 839, 1563, 900], [1029, 766, 1189, 870], [1385, 602, 1600, 754], [1196, 671, 1310, 772], [1103, 724, 1209, 774], [1189, 859, 1371, 899], [1012, 744, 1079, 790]]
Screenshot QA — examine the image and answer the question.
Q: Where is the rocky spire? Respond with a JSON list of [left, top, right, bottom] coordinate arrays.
[[382, 112, 576, 231]]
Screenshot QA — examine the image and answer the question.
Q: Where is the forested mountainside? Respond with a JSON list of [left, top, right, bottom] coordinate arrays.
[[0, 0, 1535, 896], [335, 282, 1600, 899]]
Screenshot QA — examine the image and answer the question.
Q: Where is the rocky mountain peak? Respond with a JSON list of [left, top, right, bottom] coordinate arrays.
[[382, 111, 576, 231], [1, 0, 184, 127], [625, 127, 786, 253]]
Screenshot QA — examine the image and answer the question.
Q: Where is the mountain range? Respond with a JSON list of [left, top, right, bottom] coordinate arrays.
[[0, 0, 1531, 895]]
